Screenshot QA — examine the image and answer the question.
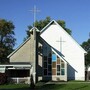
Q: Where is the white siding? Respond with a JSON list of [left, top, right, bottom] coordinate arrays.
[[41, 24, 85, 80]]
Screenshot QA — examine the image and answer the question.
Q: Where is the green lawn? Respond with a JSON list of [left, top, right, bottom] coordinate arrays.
[[36, 82, 90, 90], [0, 82, 90, 90], [0, 84, 30, 90]]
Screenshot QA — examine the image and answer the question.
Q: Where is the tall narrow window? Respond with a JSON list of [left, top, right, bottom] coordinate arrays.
[[61, 60, 65, 75], [44, 69, 47, 75], [52, 62, 56, 68], [44, 62, 47, 68], [52, 69, 56, 75], [61, 69, 65, 75], [52, 54, 57, 62], [57, 65, 60, 75]]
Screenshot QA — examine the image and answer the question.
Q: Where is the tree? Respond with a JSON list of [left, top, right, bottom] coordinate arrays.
[[0, 19, 16, 63], [81, 39, 90, 66], [25, 17, 72, 39], [81, 39, 90, 81]]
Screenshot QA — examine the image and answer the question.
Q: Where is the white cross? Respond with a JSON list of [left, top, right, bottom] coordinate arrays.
[[29, 5, 40, 27], [56, 37, 65, 52]]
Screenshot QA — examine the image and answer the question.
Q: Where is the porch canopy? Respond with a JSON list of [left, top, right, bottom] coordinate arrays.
[[0, 64, 31, 73]]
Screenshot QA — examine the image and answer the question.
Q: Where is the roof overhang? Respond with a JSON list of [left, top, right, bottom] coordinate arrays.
[[0, 64, 31, 70]]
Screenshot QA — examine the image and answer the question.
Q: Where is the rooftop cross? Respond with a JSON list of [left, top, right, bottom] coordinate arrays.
[[29, 5, 40, 27], [56, 37, 66, 52]]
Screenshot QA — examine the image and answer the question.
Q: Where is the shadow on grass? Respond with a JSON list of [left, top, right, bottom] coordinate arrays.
[[35, 84, 66, 90], [0, 84, 66, 90]]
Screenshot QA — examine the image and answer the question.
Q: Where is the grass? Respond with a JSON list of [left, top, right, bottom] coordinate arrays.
[[0, 82, 90, 90], [37, 83, 90, 90], [35, 82, 90, 90], [0, 84, 30, 90]]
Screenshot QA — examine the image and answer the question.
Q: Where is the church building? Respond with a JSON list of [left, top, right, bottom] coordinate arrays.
[[2, 20, 87, 84]]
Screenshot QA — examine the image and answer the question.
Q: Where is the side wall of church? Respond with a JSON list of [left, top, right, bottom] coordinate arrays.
[[10, 33, 34, 64], [41, 24, 85, 81]]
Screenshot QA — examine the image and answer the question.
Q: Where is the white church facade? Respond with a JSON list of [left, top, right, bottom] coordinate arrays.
[[0, 20, 86, 84]]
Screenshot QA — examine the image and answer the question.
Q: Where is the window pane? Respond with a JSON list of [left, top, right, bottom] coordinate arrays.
[[44, 62, 47, 68], [57, 72, 60, 75], [48, 58, 51, 64], [52, 69, 56, 75], [48, 65, 52, 71], [57, 58, 60, 64], [52, 54, 57, 61], [52, 62, 56, 68], [43, 56, 47, 61], [57, 65, 60, 71], [61, 63, 64, 68], [61, 69, 65, 75], [44, 69, 47, 75], [48, 72, 52, 75]]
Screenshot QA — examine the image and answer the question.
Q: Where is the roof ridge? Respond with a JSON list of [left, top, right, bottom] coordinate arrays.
[[40, 20, 87, 53]]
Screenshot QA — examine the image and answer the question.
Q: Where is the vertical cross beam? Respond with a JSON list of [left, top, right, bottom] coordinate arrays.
[[29, 5, 40, 27], [56, 37, 65, 52], [29, 6, 40, 40]]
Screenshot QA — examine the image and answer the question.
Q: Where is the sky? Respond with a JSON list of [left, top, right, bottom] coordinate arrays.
[[0, 0, 90, 48]]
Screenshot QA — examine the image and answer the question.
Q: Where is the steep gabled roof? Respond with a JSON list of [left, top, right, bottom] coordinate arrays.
[[40, 20, 55, 34], [40, 20, 87, 54], [8, 27, 40, 58], [7, 37, 30, 58]]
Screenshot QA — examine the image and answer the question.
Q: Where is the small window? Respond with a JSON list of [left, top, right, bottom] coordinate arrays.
[[52, 54, 57, 62], [43, 56, 47, 61], [57, 72, 60, 75], [48, 65, 52, 71], [52, 62, 56, 68], [44, 62, 47, 68], [57, 65, 60, 75], [57, 65, 60, 71], [52, 69, 56, 75], [48, 58, 52, 64], [61, 63, 64, 68], [44, 69, 47, 75], [48, 72, 52, 75], [61, 69, 65, 75], [57, 58, 60, 64]]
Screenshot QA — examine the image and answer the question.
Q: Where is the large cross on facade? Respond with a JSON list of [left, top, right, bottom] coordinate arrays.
[[56, 37, 66, 52]]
